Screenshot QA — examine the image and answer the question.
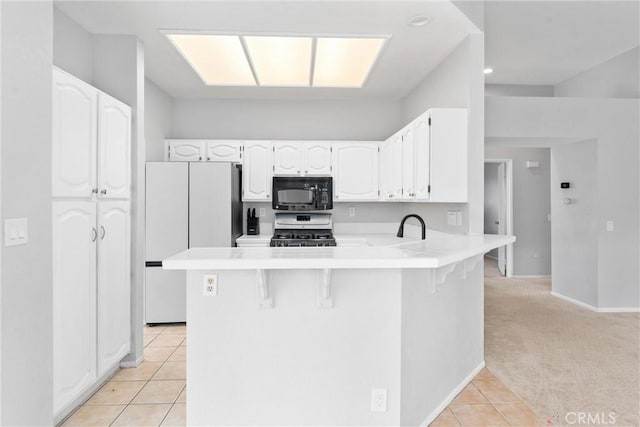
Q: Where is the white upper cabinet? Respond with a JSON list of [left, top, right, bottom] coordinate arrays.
[[304, 142, 332, 175], [243, 141, 273, 201], [401, 125, 416, 200], [273, 142, 303, 175], [331, 142, 379, 201], [378, 139, 391, 201], [167, 140, 205, 161], [98, 94, 131, 199], [52, 201, 97, 414], [272, 142, 332, 176], [205, 140, 242, 162], [389, 133, 403, 199], [429, 108, 468, 202], [52, 68, 98, 198], [97, 201, 131, 377], [413, 112, 431, 200]]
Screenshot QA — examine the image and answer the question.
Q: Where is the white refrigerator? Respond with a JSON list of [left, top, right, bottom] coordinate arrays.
[[145, 162, 242, 324]]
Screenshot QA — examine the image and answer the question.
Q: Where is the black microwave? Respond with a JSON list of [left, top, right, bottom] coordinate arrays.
[[272, 176, 333, 211]]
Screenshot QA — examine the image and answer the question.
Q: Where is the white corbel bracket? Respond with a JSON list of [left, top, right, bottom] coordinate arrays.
[[462, 254, 484, 279], [256, 269, 273, 308], [430, 262, 458, 294], [318, 269, 333, 308]]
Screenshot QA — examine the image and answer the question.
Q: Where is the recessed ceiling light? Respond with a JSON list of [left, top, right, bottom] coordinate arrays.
[[408, 15, 430, 27], [244, 36, 312, 87], [313, 37, 387, 88], [166, 34, 255, 86], [484, 67, 494, 75]]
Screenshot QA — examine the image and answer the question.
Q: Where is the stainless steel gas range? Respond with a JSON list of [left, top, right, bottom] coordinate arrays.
[[270, 213, 337, 247]]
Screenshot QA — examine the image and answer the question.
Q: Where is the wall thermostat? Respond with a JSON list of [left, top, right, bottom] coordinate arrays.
[[560, 182, 570, 189]]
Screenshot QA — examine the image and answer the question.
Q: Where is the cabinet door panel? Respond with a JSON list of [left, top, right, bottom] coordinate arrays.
[[53, 201, 97, 414], [168, 140, 205, 161], [206, 141, 242, 162], [98, 94, 131, 199], [97, 201, 131, 377], [402, 126, 416, 200], [273, 143, 302, 175], [304, 143, 332, 175], [429, 109, 468, 202], [390, 134, 403, 199], [413, 114, 431, 200], [243, 142, 273, 201], [52, 69, 97, 198], [378, 140, 392, 200], [332, 143, 379, 201]]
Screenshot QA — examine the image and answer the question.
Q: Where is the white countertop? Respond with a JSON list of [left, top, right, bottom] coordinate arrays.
[[164, 231, 515, 270]]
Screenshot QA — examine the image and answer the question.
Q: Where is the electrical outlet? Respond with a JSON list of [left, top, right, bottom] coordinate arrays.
[[259, 208, 266, 217], [348, 207, 356, 217], [371, 388, 387, 412], [203, 274, 218, 296], [606, 221, 614, 232]]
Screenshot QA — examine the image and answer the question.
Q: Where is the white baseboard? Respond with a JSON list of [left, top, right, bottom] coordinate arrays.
[[551, 292, 640, 313], [512, 274, 551, 279], [419, 361, 485, 426], [120, 354, 144, 368]]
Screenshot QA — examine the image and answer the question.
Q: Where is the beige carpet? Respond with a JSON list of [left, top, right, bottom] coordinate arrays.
[[484, 257, 640, 427]]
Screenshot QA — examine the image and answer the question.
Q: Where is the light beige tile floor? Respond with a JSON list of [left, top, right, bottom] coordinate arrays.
[[62, 322, 541, 427], [61, 324, 187, 427]]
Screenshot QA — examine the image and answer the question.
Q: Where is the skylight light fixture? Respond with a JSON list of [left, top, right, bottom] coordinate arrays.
[[244, 36, 312, 86], [166, 34, 256, 86], [313, 37, 387, 88], [163, 31, 389, 89]]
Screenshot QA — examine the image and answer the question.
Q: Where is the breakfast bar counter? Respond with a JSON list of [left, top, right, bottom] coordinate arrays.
[[163, 231, 515, 426]]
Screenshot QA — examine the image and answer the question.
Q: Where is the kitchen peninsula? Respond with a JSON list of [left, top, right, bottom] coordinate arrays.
[[163, 229, 515, 426]]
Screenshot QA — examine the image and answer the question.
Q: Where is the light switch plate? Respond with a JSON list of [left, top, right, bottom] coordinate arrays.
[[4, 218, 28, 246], [606, 221, 614, 232]]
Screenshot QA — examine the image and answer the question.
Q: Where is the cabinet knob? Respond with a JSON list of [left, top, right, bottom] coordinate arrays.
[[91, 188, 99, 194], [207, 157, 210, 161], [199, 156, 202, 161], [100, 189, 107, 195]]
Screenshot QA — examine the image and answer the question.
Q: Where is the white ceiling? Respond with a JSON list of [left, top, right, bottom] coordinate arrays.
[[54, 1, 478, 101], [485, 1, 640, 85]]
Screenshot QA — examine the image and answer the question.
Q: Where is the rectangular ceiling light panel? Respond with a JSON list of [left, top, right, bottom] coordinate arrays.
[[244, 36, 312, 86], [313, 37, 387, 88], [166, 34, 255, 86]]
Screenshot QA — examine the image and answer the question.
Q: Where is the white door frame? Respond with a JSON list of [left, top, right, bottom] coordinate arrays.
[[485, 159, 514, 277]]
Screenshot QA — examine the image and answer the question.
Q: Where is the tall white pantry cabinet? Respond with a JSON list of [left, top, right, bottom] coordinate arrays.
[[51, 67, 132, 417]]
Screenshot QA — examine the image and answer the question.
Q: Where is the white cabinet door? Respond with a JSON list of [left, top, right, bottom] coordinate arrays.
[[97, 201, 131, 377], [413, 113, 431, 200], [389, 133, 403, 199], [98, 94, 131, 199], [167, 140, 205, 162], [331, 142, 379, 201], [304, 143, 332, 175], [273, 142, 302, 175], [53, 201, 97, 414], [378, 140, 392, 200], [429, 108, 468, 202], [243, 141, 273, 201], [402, 125, 416, 200], [205, 140, 242, 162], [52, 68, 98, 198]]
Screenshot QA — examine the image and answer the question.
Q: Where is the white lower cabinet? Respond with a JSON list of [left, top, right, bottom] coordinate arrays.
[[53, 201, 97, 415], [53, 200, 131, 416], [97, 201, 131, 377]]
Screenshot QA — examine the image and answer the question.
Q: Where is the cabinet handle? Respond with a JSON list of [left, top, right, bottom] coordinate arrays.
[[199, 156, 202, 161], [100, 189, 107, 195], [100, 225, 106, 240], [91, 227, 97, 242], [92, 188, 99, 194], [207, 157, 211, 161]]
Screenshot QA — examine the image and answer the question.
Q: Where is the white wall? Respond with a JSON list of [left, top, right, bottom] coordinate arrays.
[[1, 1, 54, 424], [53, 7, 93, 84], [172, 98, 401, 141], [145, 79, 173, 161], [485, 147, 551, 276], [554, 47, 639, 99], [400, 33, 485, 234], [92, 35, 146, 365], [551, 140, 598, 306], [485, 84, 554, 97], [486, 96, 639, 309]]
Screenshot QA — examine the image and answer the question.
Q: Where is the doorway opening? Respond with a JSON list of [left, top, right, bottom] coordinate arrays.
[[484, 159, 513, 277]]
